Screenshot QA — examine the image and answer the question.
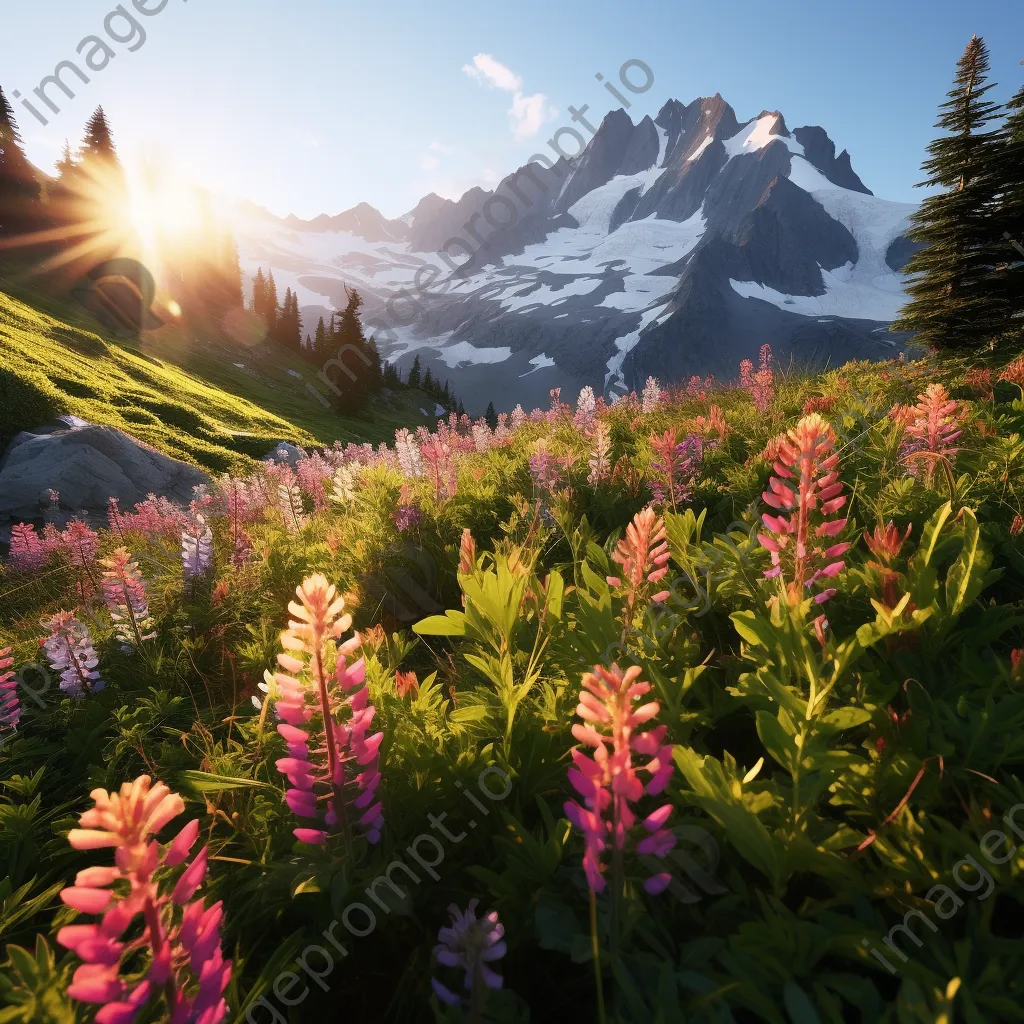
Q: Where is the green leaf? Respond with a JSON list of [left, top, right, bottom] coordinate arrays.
[[413, 610, 467, 636], [783, 981, 822, 1024], [756, 710, 798, 772], [820, 707, 872, 731], [178, 771, 275, 794], [945, 507, 991, 617], [731, 610, 775, 648]]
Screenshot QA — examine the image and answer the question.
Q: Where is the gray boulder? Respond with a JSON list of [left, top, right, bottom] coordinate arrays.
[[0, 417, 209, 526], [264, 442, 307, 467]]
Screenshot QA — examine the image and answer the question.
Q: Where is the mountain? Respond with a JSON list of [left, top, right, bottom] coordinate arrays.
[[232, 95, 920, 412]]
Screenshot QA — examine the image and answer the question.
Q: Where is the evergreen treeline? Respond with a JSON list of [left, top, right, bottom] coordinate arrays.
[[894, 37, 1024, 351], [248, 272, 460, 414], [0, 90, 244, 330]]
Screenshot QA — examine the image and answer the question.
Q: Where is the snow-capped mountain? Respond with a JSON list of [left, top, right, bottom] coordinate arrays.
[[233, 95, 919, 412]]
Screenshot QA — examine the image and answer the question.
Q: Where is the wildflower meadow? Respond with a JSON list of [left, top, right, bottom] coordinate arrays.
[[2, 348, 1024, 1023]]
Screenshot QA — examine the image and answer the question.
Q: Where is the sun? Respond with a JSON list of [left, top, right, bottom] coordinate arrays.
[[123, 167, 209, 251]]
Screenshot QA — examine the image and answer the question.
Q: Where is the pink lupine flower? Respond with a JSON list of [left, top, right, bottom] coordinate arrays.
[[647, 430, 702, 512], [574, 386, 598, 434], [268, 575, 384, 847], [471, 421, 493, 453], [295, 453, 333, 509], [510, 404, 527, 429], [740, 345, 774, 413], [899, 384, 963, 486], [864, 522, 913, 611], [564, 663, 675, 895], [0, 648, 20, 735], [693, 404, 730, 440], [1011, 515, 1023, 537], [431, 900, 506, 1009], [758, 413, 850, 605], [548, 387, 563, 419], [41, 611, 104, 698], [100, 548, 157, 652], [999, 355, 1024, 400], [421, 438, 458, 500], [588, 421, 612, 486], [57, 776, 231, 1024], [528, 444, 563, 496], [606, 506, 672, 621], [9, 523, 48, 571], [641, 377, 662, 413], [1011, 650, 1023, 681]]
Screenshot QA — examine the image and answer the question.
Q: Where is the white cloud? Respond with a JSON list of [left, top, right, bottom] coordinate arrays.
[[419, 154, 440, 171], [462, 53, 557, 141], [428, 140, 452, 154], [462, 53, 522, 92], [509, 92, 558, 142]]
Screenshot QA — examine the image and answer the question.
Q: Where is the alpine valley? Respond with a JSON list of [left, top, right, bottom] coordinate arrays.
[[232, 95, 921, 413]]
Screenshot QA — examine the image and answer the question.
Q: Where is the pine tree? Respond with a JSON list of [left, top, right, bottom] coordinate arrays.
[[892, 36, 1010, 350], [305, 333, 312, 350], [423, 367, 434, 391], [0, 85, 41, 234], [314, 316, 327, 357], [251, 268, 266, 316], [79, 105, 125, 197], [265, 270, 280, 337], [485, 401, 498, 429], [407, 354, 422, 389], [996, 69, 1024, 334]]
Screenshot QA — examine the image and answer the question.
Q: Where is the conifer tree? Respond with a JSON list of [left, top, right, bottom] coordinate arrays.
[[314, 316, 327, 358], [423, 367, 434, 391], [892, 36, 1010, 350], [485, 401, 498, 428], [996, 68, 1024, 332], [251, 268, 266, 317], [0, 84, 41, 234], [265, 270, 280, 337], [305, 333, 312, 350], [407, 354, 422, 388]]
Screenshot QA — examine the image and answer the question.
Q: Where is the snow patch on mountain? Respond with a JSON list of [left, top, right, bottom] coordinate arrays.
[[723, 114, 803, 158]]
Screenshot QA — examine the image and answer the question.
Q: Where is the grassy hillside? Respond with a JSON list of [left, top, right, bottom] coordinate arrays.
[[0, 267, 437, 473]]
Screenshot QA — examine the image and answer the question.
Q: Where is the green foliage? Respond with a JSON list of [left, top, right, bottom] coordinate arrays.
[[1, 349, 1023, 1022]]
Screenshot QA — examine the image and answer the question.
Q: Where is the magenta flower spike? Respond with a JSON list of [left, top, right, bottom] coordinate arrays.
[[9, 523, 49, 571], [57, 776, 231, 1024], [0, 648, 20, 735], [564, 663, 676, 896], [269, 575, 384, 848], [758, 413, 851, 605]]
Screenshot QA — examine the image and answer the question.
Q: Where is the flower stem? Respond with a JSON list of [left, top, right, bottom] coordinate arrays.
[[589, 887, 607, 1024]]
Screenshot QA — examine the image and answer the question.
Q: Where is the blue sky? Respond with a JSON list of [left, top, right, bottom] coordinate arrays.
[[3, 0, 1022, 219]]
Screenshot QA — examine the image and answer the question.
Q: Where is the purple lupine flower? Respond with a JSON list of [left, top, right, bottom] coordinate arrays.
[[182, 514, 214, 586], [431, 900, 506, 1008], [41, 611, 104, 698]]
